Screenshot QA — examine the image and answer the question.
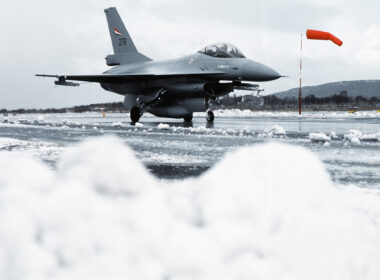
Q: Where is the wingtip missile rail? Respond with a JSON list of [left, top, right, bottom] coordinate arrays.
[[35, 74, 80, 87]]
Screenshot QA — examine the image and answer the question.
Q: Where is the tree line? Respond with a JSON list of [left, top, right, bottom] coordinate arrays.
[[213, 90, 380, 110], [2, 90, 379, 114], [1, 102, 127, 114]]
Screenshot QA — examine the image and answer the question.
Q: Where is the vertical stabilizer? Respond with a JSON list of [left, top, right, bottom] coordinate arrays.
[[104, 7, 151, 65], [105, 7, 137, 54]]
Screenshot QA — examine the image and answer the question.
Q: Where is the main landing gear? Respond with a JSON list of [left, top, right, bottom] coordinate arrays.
[[184, 114, 193, 122], [206, 110, 214, 123], [130, 106, 142, 123]]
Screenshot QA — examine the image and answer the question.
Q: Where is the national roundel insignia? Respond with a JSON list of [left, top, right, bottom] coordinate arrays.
[[113, 28, 123, 36]]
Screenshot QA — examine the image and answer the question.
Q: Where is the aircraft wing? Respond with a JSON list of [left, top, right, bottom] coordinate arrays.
[[36, 71, 225, 85]]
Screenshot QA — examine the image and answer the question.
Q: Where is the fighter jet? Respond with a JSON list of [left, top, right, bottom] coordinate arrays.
[[37, 7, 282, 123]]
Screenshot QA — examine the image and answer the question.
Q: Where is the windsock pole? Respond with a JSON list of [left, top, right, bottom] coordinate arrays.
[[299, 33, 303, 115]]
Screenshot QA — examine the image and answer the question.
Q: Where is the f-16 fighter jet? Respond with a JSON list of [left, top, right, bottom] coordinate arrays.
[[37, 7, 282, 123]]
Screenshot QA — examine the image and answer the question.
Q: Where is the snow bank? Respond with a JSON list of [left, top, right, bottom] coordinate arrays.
[[195, 109, 380, 119], [0, 137, 380, 280], [111, 121, 124, 128], [345, 129, 380, 143], [329, 131, 338, 139], [309, 132, 331, 143], [267, 124, 286, 135], [258, 125, 286, 138]]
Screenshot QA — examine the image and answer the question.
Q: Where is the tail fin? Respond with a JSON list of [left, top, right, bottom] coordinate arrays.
[[104, 7, 152, 65]]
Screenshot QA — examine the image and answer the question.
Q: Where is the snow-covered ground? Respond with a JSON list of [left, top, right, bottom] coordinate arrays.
[[1, 111, 380, 185], [1, 136, 380, 280], [2, 109, 380, 125], [196, 109, 380, 119], [1, 111, 380, 279], [0, 137, 64, 164]]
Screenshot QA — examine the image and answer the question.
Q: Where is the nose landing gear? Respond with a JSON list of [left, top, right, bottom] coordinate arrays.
[[206, 110, 214, 123], [205, 94, 215, 123]]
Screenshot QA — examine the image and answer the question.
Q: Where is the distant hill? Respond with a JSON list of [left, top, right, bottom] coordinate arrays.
[[274, 80, 380, 99]]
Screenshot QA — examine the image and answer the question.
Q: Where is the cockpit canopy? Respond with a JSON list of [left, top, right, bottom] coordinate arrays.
[[198, 42, 245, 58]]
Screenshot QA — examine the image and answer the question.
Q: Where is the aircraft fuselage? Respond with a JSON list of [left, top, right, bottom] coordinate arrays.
[[101, 53, 280, 97]]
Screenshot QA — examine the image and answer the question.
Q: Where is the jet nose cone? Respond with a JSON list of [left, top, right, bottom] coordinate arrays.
[[243, 60, 281, 82]]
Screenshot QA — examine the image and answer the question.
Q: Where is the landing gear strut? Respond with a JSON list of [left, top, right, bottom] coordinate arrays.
[[206, 110, 214, 123], [130, 106, 142, 123], [184, 114, 193, 122]]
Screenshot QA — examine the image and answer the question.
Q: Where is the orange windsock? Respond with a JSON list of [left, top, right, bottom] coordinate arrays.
[[306, 29, 343, 46]]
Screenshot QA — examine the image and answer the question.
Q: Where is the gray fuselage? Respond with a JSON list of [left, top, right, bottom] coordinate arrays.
[[101, 53, 280, 118]]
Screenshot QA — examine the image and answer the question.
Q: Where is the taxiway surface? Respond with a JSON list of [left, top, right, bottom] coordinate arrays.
[[1, 111, 379, 187]]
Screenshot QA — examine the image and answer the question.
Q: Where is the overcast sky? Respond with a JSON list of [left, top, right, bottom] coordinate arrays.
[[1, 0, 379, 109]]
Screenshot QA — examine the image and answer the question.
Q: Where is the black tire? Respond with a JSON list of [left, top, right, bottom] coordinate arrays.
[[130, 106, 141, 123], [184, 114, 193, 122], [206, 110, 214, 123]]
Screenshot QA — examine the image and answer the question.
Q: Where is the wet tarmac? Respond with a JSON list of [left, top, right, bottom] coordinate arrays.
[[1, 111, 380, 187]]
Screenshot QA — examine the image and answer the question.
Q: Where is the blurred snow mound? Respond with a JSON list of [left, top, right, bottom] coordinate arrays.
[[58, 137, 156, 195], [1, 137, 380, 280]]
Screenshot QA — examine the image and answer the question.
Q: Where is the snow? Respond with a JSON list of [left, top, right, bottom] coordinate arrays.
[[0, 138, 64, 164], [0, 137, 29, 149], [309, 132, 331, 143], [194, 109, 380, 119], [268, 124, 286, 135], [0, 136, 380, 279], [258, 125, 286, 138], [329, 131, 338, 139], [111, 121, 124, 127], [350, 137, 361, 145], [157, 123, 170, 130], [345, 129, 380, 143]]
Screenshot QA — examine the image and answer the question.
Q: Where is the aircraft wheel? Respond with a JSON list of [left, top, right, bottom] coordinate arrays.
[[206, 110, 214, 123], [184, 114, 193, 122], [130, 106, 141, 122]]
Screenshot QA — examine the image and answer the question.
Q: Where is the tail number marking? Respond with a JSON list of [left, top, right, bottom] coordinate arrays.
[[119, 38, 127, 47]]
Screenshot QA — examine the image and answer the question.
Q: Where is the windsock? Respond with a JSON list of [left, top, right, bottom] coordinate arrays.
[[306, 29, 343, 46]]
